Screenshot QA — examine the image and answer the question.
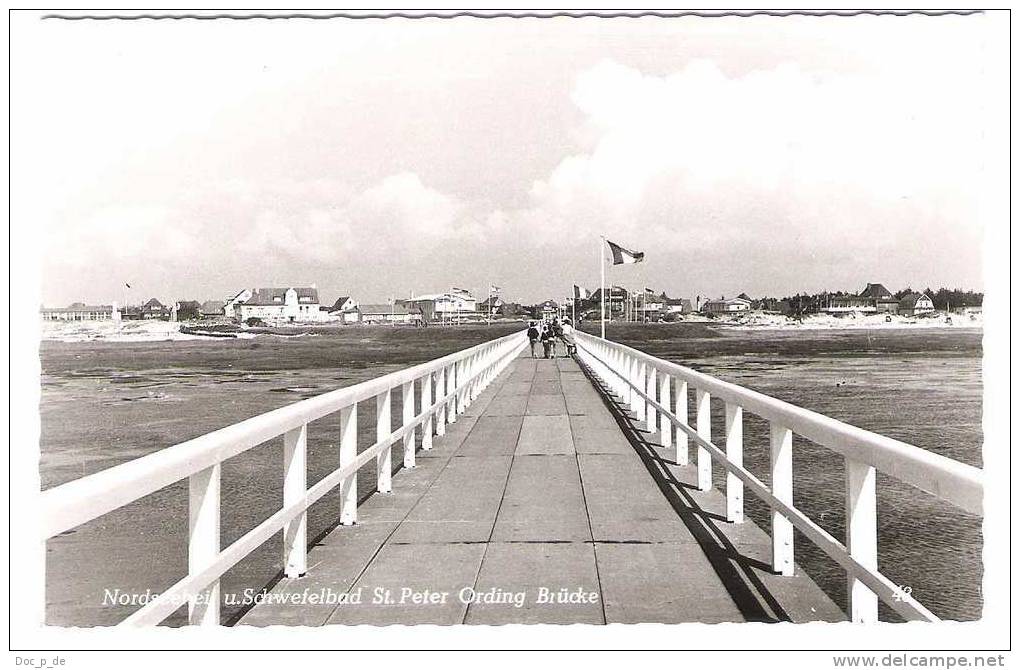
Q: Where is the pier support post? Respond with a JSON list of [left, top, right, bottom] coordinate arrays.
[[421, 373, 433, 450], [696, 389, 712, 490], [435, 367, 446, 435], [376, 389, 392, 493], [845, 458, 878, 622], [188, 463, 221, 625], [402, 380, 415, 469], [339, 404, 358, 525], [725, 403, 744, 523], [283, 424, 308, 578], [645, 367, 657, 434], [659, 374, 671, 449], [675, 379, 688, 465], [770, 422, 794, 575]]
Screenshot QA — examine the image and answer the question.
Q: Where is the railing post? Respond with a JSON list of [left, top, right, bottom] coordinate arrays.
[[770, 422, 794, 576], [845, 458, 878, 622], [402, 380, 416, 469], [339, 404, 358, 525], [645, 366, 657, 434], [725, 403, 744, 523], [675, 379, 688, 465], [471, 351, 481, 399], [283, 424, 308, 578], [421, 373, 433, 451], [447, 363, 458, 424], [376, 389, 392, 493], [617, 349, 627, 398], [659, 374, 672, 449], [188, 463, 221, 626], [463, 355, 473, 406], [435, 367, 447, 436], [696, 389, 712, 490], [622, 354, 633, 406], [635, 361, 646, 419]]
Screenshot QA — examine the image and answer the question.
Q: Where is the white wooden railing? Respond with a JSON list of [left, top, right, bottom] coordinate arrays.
[[572, 330, 982, 623], [41, 330, 528, 626]]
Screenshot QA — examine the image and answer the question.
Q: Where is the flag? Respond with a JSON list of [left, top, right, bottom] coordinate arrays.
[[606, 240, 644, 265], [645, 287, 655, 294], [451, 287, 471, 295], [490, 285, 501, 293], [573, 285, 590, 300]]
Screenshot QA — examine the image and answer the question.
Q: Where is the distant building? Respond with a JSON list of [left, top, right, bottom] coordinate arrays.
[[41, 302, 120, 321], [235, 287, 327, 324], [176, 300, 202, 321], [498, 302, 525, 317], [406, 292, 477, 324], [536, 299, 559, 320], [638, 291, 664, 314], [327, 296, 359, 324], [140, 298, 171, 320], [662, 296, 694, 314], [702, 296, 752, 314], [898, 292, 936, 316], [200, 300, 225, 318], [329, 296, 355, 313], [858, 283, 900, 313], [818, 294, 876, 314], [589, 286, 629, 316], [479, 296, 504, 316], [358, 303, 420, 325], [224, 289, 253, 319]]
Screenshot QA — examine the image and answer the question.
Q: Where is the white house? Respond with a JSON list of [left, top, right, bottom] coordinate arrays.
[[702, 296, 752, 314], [224, 288, 253, 319], [897, 292, 936, 316], [327, 296, 359, 324], [406, 291, 477, 324], [235, 287, 327, 324], [41, 302, 120, 321]]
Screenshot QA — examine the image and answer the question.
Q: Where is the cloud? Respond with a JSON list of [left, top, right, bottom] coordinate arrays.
[[464, 53, 989, 302]]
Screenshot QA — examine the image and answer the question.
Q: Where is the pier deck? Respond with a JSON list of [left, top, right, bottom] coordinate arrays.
[[240, 352, 844, 626]]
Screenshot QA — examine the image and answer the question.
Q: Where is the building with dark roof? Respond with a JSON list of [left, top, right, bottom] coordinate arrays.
[[233, 287, 327, 324], [200, 300, 225, 317], [858, 283, 900, 313]]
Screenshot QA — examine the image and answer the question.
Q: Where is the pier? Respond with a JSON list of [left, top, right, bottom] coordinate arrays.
[[40, 329, 983, 626]]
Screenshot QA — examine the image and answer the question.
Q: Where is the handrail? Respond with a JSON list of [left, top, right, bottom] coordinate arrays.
[[571, 330, 983, 624], [42, 330, 526, 538], [42, 329, 529, 626]]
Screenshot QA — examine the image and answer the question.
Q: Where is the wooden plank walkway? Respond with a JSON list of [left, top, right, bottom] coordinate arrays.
[[240, 352, 844, 626]]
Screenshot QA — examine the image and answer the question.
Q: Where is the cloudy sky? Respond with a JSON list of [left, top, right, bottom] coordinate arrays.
[[12, 13, 1006, 307]]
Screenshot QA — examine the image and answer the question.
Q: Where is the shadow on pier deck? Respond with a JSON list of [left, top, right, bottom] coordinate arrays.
[[240, 352, 844, 626]]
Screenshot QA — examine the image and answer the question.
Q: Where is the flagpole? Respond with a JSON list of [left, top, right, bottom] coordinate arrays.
[[599, 236, 606, 339]]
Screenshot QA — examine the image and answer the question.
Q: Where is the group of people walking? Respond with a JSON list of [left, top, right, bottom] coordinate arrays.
[[527, 318, 576, 359]]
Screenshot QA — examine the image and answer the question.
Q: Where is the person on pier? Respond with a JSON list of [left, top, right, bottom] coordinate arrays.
[[527, 321, 541, 358], [540, 323, 556, 359]]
